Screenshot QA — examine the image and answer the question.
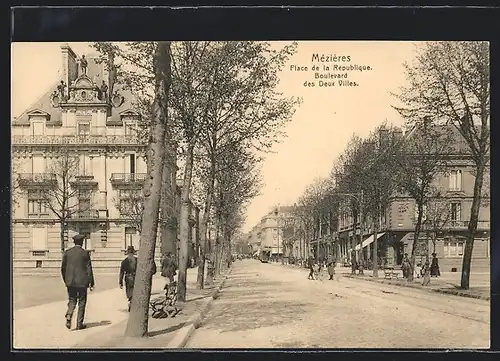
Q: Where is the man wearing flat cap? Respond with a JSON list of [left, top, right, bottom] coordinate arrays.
[[61, 234, 95, 330]]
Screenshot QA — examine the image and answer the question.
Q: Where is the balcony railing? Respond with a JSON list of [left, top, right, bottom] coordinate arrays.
[[69, 209, 100, 220], [110, 173, 147, 185], [447, 220, 490, 229], [18, 173, 57, 187], [12, 135, 142, 146]]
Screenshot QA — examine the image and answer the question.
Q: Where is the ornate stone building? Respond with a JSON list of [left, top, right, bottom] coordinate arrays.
[[11, 44, 179, 271]]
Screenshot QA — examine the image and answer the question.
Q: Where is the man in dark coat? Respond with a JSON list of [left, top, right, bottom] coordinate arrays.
[[307, 253, 315, 280], [119, 246, 138, 312], [61, 234, 95, 330], [119, 246, 157, 312]]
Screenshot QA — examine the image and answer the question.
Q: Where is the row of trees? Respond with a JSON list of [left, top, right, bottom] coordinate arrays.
[[91, 41, 300, 337], [292, 41, 489, 289]]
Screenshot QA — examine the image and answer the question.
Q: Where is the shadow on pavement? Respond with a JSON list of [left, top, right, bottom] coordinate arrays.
[[147, 322, 186, 337], [80, 320, 112, 329]]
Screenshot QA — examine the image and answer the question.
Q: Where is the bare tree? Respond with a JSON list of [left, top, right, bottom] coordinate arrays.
[[394, 122, 451, 282], [112, 189, 144, 233], [393, 41, 490, 289], [43, 150, 90, 253]]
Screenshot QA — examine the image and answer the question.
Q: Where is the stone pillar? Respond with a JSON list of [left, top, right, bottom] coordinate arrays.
[[97, 154, 107, 215]]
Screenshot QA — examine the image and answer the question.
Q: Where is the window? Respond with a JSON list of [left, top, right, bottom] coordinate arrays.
[[79, 152, 92, 176], [414, 204, 427, 222], [449, 170, 462, 191], [443, 240, 465, 257], [125, 227, 140, 250], [28, 190, 48, 216], [31, 225, 47, 251], [119, 189, 142, 216], [32, 154, 45, 173], [78, 122, 91, 136], [124, 122, 137, 136], [129, 154, 136, 174], [78, 227, 92, 250], [78, 189, 92, 217], [450, 202, 461, 221]]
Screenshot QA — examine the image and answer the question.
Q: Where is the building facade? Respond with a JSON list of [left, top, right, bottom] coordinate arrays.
[[11, 44, 181, 272], [334, 125, 490, 272]]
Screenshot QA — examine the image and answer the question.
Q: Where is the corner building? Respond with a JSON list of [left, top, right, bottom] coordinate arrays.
[[12, 44, 178, 272]]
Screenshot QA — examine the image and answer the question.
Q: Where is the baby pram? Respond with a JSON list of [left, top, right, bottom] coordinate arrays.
[[150, 281, 180, 318]]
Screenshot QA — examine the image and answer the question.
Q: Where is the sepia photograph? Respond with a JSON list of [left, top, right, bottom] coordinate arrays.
[[11, 40, 490, 350]]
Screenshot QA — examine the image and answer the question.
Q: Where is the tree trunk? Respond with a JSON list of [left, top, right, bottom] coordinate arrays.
[[198, 161, 216, 288], [196, 207, 208, 290], [372, 219, 379, 278], [408, 203, 424, 282], [177, 142, 195, 302], [125, 41, 171, 338], [160, 152, 176, 257], [460, 160, 486, 290], [60, 221, 66, 253]]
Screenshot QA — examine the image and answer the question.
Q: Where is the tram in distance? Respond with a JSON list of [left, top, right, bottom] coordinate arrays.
[[259, 248, 271, 263]]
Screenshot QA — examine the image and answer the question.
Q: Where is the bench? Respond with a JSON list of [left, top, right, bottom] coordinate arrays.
[[150, 281, 180, 318], [384, 267, 399, 280]]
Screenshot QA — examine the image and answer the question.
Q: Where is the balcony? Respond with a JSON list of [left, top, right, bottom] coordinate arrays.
[[110, 173, 147, 186], [18, 173, 57, 187], [447, 220, 490, 230], [70, 175, 98, 188], [12, 135, 142, 146], [68, 209, 100, 220]]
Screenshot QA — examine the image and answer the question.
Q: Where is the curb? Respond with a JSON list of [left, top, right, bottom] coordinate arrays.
[[166, 267, 232, 348], [342, 274, 490, 301]]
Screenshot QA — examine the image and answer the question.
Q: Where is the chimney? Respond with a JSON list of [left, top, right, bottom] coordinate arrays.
[[60, 44, 78, 94]]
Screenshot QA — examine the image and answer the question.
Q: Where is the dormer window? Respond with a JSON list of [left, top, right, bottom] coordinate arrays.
[[27, 109, 51, 123]]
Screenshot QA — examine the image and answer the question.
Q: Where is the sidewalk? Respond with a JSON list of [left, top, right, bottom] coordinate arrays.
[[268, 262, 490, 301], [13, 268, 220, 349], [342, 272, 490, 301]]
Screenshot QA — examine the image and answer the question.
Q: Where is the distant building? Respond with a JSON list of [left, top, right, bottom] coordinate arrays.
[[335, 124, 490, 272]]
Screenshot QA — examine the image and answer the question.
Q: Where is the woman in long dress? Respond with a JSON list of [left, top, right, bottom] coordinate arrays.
[[430, 253, 441, 277]]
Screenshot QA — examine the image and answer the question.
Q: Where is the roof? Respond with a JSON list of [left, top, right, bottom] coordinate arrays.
[[13, 49, 137, 126], [404, 123, 473, 155], [13, 81, 62, 125]]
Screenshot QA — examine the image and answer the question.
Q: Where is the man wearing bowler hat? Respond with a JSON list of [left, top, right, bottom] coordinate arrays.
[[61, 234, 95, 330], [119, 245, 138, 312]]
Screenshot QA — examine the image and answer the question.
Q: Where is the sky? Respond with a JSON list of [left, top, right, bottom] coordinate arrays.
[[11, 41, 419, 233]]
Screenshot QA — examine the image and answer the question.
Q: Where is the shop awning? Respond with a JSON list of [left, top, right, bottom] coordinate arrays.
[[354, 232, 386, 251]]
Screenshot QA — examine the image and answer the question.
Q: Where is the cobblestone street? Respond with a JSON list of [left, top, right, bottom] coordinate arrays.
[[186, 260, 490, 349]]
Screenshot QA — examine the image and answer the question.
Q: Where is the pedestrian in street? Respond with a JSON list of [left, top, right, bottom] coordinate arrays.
[[161, 252, 178, 289], [307, 253, 315, 280], [430, 253, 441, 277], [402, 253, 410, 278], [351, 251, 357, 275], [61, 234, 95, 330], [119, 246, 138, 312], [327, 256, 336, 280]]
